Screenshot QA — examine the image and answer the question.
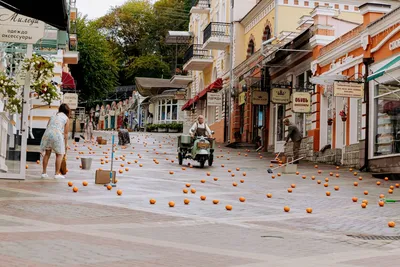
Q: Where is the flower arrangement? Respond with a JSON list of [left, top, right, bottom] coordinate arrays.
[[0, 73, 22, 114], [22, 54, 61, 105], [339, 110, 347, 121]]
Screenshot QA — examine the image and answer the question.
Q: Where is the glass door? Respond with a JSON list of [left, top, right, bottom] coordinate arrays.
[[274, 104, 286, 153]]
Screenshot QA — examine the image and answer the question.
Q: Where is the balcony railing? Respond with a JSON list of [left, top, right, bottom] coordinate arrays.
[[183, 44, 212, 65], [191, 0, 210, 8], [203, 22, 231, 45]]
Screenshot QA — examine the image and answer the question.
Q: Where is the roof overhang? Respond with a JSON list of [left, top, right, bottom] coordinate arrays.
[[135, 77, 186, 97], [165, 31, 193, 45]]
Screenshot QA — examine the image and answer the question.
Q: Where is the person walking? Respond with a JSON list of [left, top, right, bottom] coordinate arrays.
[[40, 104, 70, 179], [86, 114, 95, 141], [284, 118, 302, 164]]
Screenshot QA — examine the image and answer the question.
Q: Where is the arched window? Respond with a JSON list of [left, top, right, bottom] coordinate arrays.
[[262, 25, 271, 42], [247, 39, 255, 58]]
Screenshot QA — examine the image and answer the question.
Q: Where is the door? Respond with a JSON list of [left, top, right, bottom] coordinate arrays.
[[274, 104, 286, 153]]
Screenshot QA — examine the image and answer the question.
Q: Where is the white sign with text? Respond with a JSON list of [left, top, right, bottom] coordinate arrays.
[[63, 93, 78, 110], [207, 92, 222, 106], [0, 7, 45, 43]]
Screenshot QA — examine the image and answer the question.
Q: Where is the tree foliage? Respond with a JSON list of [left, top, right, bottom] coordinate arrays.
[[70, 16, 118, 106]]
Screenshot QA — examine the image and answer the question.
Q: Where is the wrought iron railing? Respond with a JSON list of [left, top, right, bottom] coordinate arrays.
[[191, 0, 210, 8], [183, 44, 212, 66], [203, 22, 230, 44]]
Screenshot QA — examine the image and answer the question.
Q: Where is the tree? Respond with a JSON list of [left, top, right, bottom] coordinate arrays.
[[70, 17, 119, 106], [126, 55, 170, 80]]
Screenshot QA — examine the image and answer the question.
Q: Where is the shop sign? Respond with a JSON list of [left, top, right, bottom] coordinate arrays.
[[333, 81, 363, 98], [252, 91, 268, 105], [271, 88, 291, 104], [389, 38, 400, 51], [238, 92, 246, 105], [292, 92, 311, 113], [63, 93, 78, 110], [0, 7, 45, 44], [207, 92, 222, 106]]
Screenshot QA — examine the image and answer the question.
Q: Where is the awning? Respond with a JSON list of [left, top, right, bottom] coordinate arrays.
[[368, 55, 400, 82], [0, 0, 68, 31], [135, 77, 185, 97], [181, 78, 223, 111], [61, 71, 76, 89]]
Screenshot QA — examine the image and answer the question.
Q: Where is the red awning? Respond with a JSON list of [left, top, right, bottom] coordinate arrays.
[[62, 71, 76, 89], [181, 78, 223, 111]]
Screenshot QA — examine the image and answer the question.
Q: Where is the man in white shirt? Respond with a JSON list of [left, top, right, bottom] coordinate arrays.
[[189, 115, 212, 137]]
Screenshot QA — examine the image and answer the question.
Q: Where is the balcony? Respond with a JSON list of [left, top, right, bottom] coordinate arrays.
[[170, 65, 193, 86], [203, 22, 231, 50], [183, 44, 213, 71], [190, 0, 210, 14]]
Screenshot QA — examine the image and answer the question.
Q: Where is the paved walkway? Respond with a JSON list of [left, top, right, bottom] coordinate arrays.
[[0, 131, 399, 266]]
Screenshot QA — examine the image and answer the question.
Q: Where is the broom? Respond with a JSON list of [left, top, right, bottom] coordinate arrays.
[[267, 157, 304, 173]]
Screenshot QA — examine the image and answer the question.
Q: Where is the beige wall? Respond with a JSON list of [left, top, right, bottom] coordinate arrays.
[[243, 10, 275, 54], [276, 6, 313, 35]]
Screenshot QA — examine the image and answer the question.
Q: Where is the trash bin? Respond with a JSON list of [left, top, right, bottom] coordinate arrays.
[[74, 137, 80, 142], [81, 157, 92, 170]]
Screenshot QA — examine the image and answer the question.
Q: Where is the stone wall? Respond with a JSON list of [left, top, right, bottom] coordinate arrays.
[[284, 137, 314, 161], [342, 143, 361, 168], [369, 155, 400, 173]]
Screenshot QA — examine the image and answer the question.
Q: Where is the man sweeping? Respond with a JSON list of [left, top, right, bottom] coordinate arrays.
[[284, 119, 302, 164]]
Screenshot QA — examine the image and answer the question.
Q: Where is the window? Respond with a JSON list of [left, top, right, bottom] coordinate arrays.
[[314, 2, 319, 7], [262, 26, 272, 42], [283, 0, 288, 4], [247, 39, 255, 58], [304, 1, 309, 6], [296, 73, 305, 88], [277, 105, 286, 141], [325, 3, 329, 7], [294, 0, 299, 5], [374, 84, 400, 156], [295, 113, 305, 137], [344, 5, 349, 10], [334, 4, 339, 9], [354, 6, 359, 11], [157, 99, 180, 123]]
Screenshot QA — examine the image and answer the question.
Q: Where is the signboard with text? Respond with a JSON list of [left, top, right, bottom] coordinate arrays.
[[207, 92, 222, 106], [252, 91, 268, 105], [271, 88, 291, 104], [238, 92, 246, 105], [292, 92, 311, 113], [63, 93, 78, 110], [0, 7, 45, 43], [333, 81, 364, 98]]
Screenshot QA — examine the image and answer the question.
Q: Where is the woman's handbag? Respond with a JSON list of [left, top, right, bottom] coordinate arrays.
[[60, 155, 67, 175]]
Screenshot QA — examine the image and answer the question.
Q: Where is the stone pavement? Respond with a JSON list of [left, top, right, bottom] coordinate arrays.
[[0, 131, 399, 266]]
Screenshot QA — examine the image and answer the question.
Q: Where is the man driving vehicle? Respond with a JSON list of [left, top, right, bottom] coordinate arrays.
[[190, 115, 213, 138]]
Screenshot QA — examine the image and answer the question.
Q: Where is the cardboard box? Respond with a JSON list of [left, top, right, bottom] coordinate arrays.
[[100, 139, 107, 145], [95, 170, 116, 184]]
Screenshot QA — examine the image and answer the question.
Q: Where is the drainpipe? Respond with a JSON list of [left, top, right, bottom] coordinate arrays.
[[227, 0, 234, 143], [360, 57, 374, 172]]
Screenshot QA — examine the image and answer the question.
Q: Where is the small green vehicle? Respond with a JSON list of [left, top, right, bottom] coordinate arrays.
[[177, 133, 215, 168]]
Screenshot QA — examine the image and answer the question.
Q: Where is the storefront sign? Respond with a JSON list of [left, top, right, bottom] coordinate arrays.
[[292, 92, 311, 113], [63, 93, 78, 110], [389, 38, 400, 51], [238, 92, 246, 105], [0, 7, 45, 43], [252, 91, 268, 105], [333, 81, 364, 98], [207, 92, 222, 106], [271, 88, 291, 104]]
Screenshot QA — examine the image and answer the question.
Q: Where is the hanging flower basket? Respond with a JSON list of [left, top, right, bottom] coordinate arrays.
[[339, 110, 347, 122], [0, 73, 22, 114], [22, 54, 61, 106], [327, 118, 333, 125], [341, 116, 347, 122]]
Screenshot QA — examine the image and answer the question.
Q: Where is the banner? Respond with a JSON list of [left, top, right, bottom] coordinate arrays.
[[333, 81, 363, 98], [252, 91, 268, 105], [271, 88, 291, 104], [207, 92, 222, 106], [292, 92, 311, 113], [0, 7, 45, 43], [238, 92, 246, 105]]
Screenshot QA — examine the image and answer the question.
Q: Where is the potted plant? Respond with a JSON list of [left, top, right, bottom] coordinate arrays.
[[157, 123, 167, 133], [339, 110, 347, 122], [168, 122, 183, 133], [327, 118, 333, 125]]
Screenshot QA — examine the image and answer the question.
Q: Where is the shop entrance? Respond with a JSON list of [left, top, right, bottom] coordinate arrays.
[[274, 104, 286, 153]]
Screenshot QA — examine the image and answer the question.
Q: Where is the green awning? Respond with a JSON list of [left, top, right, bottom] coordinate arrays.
[[367, 55, 400, 82]]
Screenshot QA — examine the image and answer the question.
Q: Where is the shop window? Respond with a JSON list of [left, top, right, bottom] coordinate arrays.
[[277, 105, 286, 141], [344, 5, 349, 10], [283, 0, 288, 4], [334, 4, 339, 9], [304, 1, 309, 6], [157, 99, 180, 123], [247, 39, 255, 58], [294, 0, 299, 5], [374, 84, 400, 156], [354, 6, 359, 11], [324, 3, 329, 7], [207, 106, 217, 125], [262, 26, 272, 42]]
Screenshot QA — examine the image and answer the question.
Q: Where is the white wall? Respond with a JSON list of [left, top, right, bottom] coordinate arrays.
[[233, 0, 257, 21]]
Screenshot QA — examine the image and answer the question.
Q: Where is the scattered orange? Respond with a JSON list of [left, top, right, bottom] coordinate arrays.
[[317, 180, 321, 184], [200, 195, 206, 201], [201, 179, 206, 183], [213, 200, 219, 204], [169, 171, 174, 175], [379, 201, 385, 207], [306, 208, 313, 213], [325, 178, 329, 182], [362, 199, 368, 205], [213, 177, 218, 181], [361, 203, 367, 208], [240, 179, 244, 183], [186, 183, 191, 187], [82, 181, 88, 186], [266, 193, 272, 198], [324, 183, 329, 187], [384, 177, 389, 181], [191, 188, 196, 194], [149, 199, 156, 204], [226, 205, 233, 210], [139, 164, 143, 167], [314, 165, 318, 168], [169, 201, 175, 207], [284, 206, 290, 212], [335, 174, 340, 178], [117, 189, 122, 196], [334, 186, 339, 191], [326, 191, 331, 196], [377, 181, 381, 186], [277, 173, 281, 176], [232, 182, 238, 187], [72, 186, 78, 192], [353, 172, 358, 176], [231, 173, 235, 177], [271, 175, 276, 179], [296, 171, 300, 175], [182, 167, 186, 170], [206, 172, 211, 176], [329, 172, 333, 176], [107, 185, 112, 190], [236, 168, 240, 171], [239, 197, 246, 202], [364, 191, 369, 195], [68, 181, 73, 187], [354, 182, 358, 186], [389, 189, 393, 194], [396, 184, 400, 188], [243, 172, 247, 176], [291, 184, 296, 188], [183, 188, 188, 194], [388, 221, 396, 228], [380, 194, 385, 199], [352, 197, 358, 202], [287, 188, 293, 193], [390, 185, 394, 190], [311, 176, 315, 180], [358, 176, 363, 180]]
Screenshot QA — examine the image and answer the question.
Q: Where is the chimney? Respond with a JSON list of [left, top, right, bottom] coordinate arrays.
[[309, 6, 337, 48], [359, 3, 392, 25]]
